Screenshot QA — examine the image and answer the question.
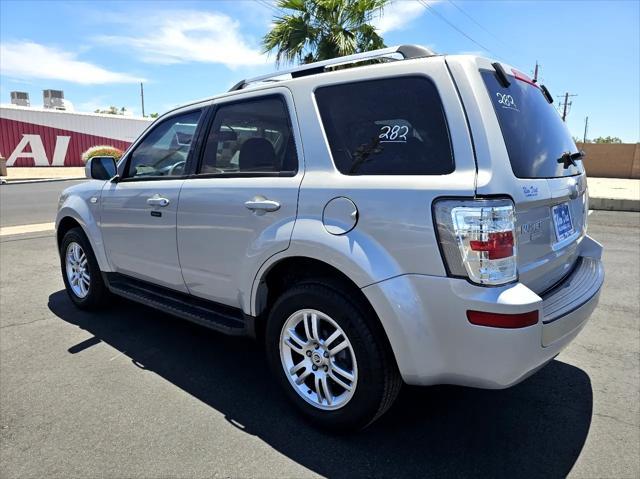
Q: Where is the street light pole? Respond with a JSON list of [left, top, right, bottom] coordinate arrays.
[[140, 82, 145, 118], [583, 116, 589, 143]]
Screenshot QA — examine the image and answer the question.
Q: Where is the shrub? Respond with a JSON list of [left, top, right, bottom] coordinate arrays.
[[81, 145, 123, 164]]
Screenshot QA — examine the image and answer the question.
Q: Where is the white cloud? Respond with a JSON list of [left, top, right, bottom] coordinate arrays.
[[96, 10, 267, 69], [374, 0, 432, 34], [0, 41, 144, 84]]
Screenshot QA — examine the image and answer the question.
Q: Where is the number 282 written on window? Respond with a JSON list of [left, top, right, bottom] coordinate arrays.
[[379, 125, 409, 143]]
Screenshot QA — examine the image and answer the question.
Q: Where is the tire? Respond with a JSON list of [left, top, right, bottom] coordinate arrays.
[[265, 281, 402, 432], [59, 227, 109, 310]]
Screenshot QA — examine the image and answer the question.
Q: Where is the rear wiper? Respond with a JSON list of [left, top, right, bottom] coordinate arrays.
[[557, 150, 584, 169]]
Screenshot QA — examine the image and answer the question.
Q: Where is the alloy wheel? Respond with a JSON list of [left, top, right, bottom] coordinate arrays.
[[65, 241, 90, 298], [279, 309, 358, 410]]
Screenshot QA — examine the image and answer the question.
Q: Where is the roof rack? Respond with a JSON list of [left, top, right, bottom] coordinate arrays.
[[228, 44, 436, 91]]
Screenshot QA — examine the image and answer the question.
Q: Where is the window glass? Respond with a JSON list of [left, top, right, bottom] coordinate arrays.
[[481, 70, 582, 178], [200, 96, 297, 174], [126, 110, 202, 178], [315, 77, 454, 175]]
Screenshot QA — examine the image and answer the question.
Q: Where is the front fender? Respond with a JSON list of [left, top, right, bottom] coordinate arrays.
[[56, 183, 111, 272]]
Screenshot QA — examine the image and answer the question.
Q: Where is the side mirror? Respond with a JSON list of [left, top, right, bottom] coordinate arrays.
[[86, 156, 118, 180]]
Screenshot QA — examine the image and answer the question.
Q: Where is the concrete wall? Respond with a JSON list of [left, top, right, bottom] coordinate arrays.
[[577, 143, 640, 179]]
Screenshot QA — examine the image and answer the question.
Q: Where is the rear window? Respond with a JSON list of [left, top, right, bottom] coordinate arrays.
[[315, 77, 454, 175], [481, 70, 582, 178]]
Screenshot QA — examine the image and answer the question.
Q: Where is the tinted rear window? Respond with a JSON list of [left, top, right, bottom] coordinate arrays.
[[315, 77, 454, 175], [481, 70, 582, 178]]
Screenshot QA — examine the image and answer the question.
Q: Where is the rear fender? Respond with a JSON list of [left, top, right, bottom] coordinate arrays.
[[248, 217, 404, 316]]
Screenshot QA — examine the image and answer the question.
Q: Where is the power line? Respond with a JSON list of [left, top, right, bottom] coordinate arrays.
[[417, 0, 500, 59], [446, 0, 508, 47], [254, 0, 284, 16]]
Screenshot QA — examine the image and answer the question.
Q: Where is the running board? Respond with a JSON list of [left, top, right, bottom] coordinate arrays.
[[104, 273, 249, 336]]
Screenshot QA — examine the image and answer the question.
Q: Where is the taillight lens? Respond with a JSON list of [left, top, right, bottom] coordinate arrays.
[[470, 231, 514, 259], [467, 310, 538, 328], [434, 199, 518, 285]]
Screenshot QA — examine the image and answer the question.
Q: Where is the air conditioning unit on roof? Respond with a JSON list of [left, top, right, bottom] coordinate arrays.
[[10, 91, 30, 107], [43, 89, 65, 110]]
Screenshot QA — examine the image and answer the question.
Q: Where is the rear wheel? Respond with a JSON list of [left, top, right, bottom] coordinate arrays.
[[60, 227, 109, 310], [265, 281, 401, 431]]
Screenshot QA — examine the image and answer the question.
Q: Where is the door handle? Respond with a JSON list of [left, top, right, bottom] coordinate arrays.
[[147, 196, 170, 207], [244, 197, 281, 213]]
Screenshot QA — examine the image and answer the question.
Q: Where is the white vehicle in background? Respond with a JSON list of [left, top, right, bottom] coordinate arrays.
[[56, 45, 604, 431]]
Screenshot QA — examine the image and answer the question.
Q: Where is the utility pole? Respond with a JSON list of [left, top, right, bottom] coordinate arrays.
[[140, 82, 145, 118], [583, 116, 589, 143], [557, 92, 577, 121]]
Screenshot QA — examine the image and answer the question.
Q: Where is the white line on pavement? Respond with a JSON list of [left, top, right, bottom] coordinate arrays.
[[0, 222, 56, 236]]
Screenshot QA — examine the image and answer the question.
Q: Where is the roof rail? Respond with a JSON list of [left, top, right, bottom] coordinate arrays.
[[228, 44, 436, 91]]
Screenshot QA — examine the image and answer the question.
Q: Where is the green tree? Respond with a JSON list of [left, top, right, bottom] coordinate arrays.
[[149, 112, 160, 119], [262, 0, 388, 66], [94, 106, 125, 115], [592, 136, 623, 144]]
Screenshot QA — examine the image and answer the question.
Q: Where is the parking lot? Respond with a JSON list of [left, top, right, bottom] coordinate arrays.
[[0, 182, 638, 478]]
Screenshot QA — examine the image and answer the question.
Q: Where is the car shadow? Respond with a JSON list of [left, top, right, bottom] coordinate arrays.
[[48, 290, 593, 479]]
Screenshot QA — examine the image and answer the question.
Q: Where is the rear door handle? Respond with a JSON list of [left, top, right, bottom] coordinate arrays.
[[147, 196, 170, 207], [244, 198, 281, 213]]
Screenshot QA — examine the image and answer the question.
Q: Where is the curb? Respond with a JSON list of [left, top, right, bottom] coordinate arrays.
[[0, 177, 85, 185], [589, 197, 640, 213]]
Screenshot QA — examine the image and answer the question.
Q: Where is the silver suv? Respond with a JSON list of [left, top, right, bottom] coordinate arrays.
[[56, 45, 604, 431]]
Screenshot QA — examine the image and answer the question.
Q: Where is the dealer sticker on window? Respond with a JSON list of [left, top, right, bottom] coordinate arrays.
[[552, 202, 574, 242]]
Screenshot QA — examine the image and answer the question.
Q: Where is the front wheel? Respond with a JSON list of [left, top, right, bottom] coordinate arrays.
[[265, 282, 401, 431], [60, 227, 109, 310]]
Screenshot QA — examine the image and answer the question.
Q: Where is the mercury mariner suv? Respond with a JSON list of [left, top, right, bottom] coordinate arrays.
[[56, 45, 604, 431]]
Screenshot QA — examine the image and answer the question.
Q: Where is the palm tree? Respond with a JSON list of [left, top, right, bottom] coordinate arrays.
[[262, 0, 389, 66]]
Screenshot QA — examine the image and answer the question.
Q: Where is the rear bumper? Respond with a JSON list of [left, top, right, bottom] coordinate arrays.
[[362, 235, 604, 388]]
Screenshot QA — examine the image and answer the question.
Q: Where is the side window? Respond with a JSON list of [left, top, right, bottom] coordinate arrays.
[[315, 77, 454, 175], [199, 96, 297, 175], [125, 110, 202, 179]]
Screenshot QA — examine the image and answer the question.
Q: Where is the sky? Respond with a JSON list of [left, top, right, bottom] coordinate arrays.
[[1, 0, 638, 142]]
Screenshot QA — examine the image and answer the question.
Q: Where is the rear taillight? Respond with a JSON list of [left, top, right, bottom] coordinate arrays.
[[470, 231, 514, 260], [434, 199, 518, 286]]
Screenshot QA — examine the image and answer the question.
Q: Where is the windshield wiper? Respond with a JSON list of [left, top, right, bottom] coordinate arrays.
[[557, 150, 584, 169]]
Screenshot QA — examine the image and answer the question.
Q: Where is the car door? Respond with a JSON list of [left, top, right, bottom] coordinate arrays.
[[100, 108, 204, 292], [177, 89, 303, 307]]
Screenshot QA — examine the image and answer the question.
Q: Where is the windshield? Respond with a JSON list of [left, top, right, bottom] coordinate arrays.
[[481, 70, 583, 178]]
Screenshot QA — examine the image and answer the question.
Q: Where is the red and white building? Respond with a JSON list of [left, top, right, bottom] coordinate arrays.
[[0, 105, 152, 167]]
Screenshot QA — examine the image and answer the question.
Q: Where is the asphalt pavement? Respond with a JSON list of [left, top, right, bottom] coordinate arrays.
[[0, 211, 638, 478], [0, 180, 86, 227]]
